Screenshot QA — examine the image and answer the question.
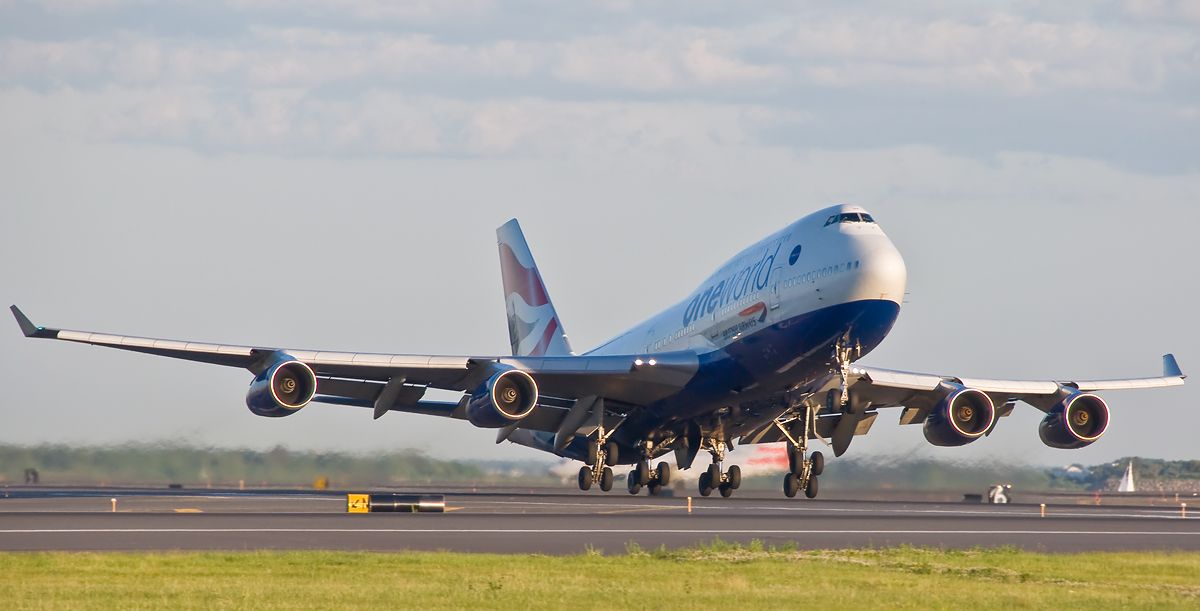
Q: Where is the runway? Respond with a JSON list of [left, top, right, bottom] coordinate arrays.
[[2, 486, 1198, 554]]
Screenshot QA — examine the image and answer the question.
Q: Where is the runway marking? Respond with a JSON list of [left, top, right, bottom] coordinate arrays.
[[2, 528, 1198, 536], [172, 509, 203, 513], [598, 506, 683, 515], [458, 500, 1187, 521]]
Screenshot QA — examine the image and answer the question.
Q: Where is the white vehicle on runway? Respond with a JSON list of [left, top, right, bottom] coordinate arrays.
[[12, 205, 1186, 499]]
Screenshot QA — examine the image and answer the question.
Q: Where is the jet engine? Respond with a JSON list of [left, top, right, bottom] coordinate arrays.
[[923, 387, 996, 447], [246, 357, 317, 418], [466, 369, 539, 428], [1039, 393, 1109, 449]]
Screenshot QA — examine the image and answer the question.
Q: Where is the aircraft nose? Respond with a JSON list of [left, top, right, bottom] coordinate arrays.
[[851, 234, 907, 305]]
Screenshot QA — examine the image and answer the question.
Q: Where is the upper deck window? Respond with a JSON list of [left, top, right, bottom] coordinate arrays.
[[824, 212, 876, 226]]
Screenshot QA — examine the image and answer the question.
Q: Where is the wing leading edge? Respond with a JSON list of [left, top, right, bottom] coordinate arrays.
[[9, 305, 700, 409]]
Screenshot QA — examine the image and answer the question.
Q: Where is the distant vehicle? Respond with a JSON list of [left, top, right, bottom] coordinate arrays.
[[11, 205, 1186, 499]]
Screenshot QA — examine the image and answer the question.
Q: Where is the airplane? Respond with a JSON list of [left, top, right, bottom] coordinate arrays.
[[10, 204, 1187, 499]]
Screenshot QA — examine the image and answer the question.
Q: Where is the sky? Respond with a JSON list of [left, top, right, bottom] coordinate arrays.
[[1, 0, 1197, 467]]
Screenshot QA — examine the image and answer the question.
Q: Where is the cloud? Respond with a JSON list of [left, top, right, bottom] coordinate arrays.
[[0, 1, 1195, 172]]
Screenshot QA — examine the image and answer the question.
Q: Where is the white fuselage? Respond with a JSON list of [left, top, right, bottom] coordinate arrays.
[[588, 204, 908, 359]]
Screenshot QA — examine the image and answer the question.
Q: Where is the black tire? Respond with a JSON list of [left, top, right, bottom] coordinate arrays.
[[810, 451, 825, 477], [788, 445, 802, 474], [585, 441, 598, 467], [636, 461, 650, 486], [600, 467, 614, 492], [707, 463, 722, 488], [783, 473, 799, 498], [727, 465, 742, 490], [719, 484, 734, 498], [627, 471, 641, 495], [699, 472, 713, 497], [605, 441, 620, 465], [647, 482, 662, 496], [578, 466, 592, 491], [805, 475, 819, 499], [656, 462, 671, 486]]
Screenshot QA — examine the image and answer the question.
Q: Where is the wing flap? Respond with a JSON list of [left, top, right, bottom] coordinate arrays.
[[12, 305, 700, 405]]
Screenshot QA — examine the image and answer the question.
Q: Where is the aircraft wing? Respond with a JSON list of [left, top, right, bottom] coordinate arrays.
[[10, 306, 699, 425], [738, 355, 1185, 454], [850, 356, 1185, 409]]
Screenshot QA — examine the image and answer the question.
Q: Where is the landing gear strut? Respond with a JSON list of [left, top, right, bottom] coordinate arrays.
[[627, 460, 672, 496], [775, 400, 824, 499], [697, 439, 741, 498], [627, 440, 672, 496], [578, 420, 622, 492]]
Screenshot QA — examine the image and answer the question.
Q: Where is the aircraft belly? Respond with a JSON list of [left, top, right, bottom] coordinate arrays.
[[653, 299, 900, 419]]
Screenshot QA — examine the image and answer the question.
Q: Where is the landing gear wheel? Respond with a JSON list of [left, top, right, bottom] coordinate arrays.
[[699, 472, 714, 497], [783, 473, 799, 498], [585, 441, 598, 467], [726, 465, 742, 490], [805, 475, 819, 499], [636, 461, 650, 486], [656, 462, 671, 486], [627, 471, 641, 495], [647, 482, 662, 496], [719, 483, 734, 498], [604, 441, 620, 465], [810, 451, 825, 477], [788, 446, 802, 474], [706, 463, 722, 489], [578, 466, 593, 491], [599, 467, 614, 492]]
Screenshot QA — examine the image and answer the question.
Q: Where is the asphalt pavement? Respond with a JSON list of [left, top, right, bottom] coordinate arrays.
[[2, 485, 1197, 553]]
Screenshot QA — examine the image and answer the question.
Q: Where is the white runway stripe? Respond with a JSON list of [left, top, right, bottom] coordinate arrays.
[[2, 528, 1198, 535]]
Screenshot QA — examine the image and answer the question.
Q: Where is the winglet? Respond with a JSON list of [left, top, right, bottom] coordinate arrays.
[[1164, 354, 1185, 379], [10, 305, 52, 338]]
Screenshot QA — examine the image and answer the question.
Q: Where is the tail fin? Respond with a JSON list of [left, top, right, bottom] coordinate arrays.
[[497, 219, 573, 357]]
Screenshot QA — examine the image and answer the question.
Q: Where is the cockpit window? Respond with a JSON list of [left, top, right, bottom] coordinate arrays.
[[824, 212, 875, 226]]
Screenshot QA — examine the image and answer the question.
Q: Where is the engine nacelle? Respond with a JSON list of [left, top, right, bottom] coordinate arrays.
[[246, 357, 317, 418], [1039, 393, 1109, 449], [466, 369, 539, 428], [923, 387, 996, 447]]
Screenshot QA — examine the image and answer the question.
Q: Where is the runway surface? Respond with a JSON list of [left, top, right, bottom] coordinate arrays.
[[2, 485, 1198, 554]]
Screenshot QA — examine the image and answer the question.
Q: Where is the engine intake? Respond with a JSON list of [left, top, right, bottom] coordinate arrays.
[[923, 387, 996, 447], [246, 357, 317, 418], [1039, 393, 1109, 449], [467, 369, 539, 428]]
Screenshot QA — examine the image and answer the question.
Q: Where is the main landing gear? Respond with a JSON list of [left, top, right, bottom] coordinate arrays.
[[775, 400, 824, 499], [783, 446, 822, 499], [698, 441, 741, 498], [627, 460, 672, 496], [578, 438, 619, 492]]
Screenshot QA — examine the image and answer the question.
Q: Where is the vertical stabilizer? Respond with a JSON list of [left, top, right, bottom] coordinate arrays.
[[497, 219, 573, 357]]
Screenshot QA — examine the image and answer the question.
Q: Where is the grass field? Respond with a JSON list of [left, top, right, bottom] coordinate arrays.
[[3, 543, 1199, 609]]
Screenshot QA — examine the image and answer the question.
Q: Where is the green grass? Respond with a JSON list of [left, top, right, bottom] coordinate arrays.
[[2, 544, 1199, 609]]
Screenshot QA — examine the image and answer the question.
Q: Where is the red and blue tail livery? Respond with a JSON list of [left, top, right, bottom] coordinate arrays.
[[497, 219, 572, 358]]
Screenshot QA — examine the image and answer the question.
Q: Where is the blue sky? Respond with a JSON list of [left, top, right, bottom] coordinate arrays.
[[1, 1, 1196, 466]]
